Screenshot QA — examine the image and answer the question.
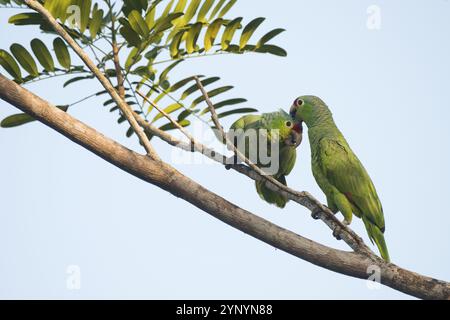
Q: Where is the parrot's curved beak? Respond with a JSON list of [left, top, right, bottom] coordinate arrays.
[[289, 104, 298, 119], [285, 125, 303, 147]]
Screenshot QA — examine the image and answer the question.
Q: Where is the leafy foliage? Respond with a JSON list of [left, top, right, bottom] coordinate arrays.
[[1, 0, 286, 137]]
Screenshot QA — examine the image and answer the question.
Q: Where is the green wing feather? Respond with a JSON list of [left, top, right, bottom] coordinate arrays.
[[318, 138, 384, 229], [255, 175, 288, 208], [318, 138, 390, 261]]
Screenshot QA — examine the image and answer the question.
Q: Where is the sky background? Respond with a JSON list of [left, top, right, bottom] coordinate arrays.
[[0, 0, 449, 299]]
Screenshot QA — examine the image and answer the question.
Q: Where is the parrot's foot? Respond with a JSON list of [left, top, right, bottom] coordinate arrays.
[[225, 156, 240, 170], [342, 219, 351, 226], [332, 226, 342, 240], [332, 220, 351, 240], [311, 208, 322, 220]]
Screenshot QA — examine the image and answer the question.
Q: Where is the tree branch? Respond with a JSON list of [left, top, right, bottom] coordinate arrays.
[[23, 0, 159, 160], [0, 74, 449, 299], [108, 0, 126, 100]]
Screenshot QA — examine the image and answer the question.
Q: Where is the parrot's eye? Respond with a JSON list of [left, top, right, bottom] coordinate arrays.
[[295, 98, 304, 107], [285, 121, 293, 128]]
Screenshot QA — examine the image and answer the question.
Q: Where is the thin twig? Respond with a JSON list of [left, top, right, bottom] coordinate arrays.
[[22, 70, 90, 86], [152, 52, 230, 66], [124, 76, 148, 120], [108, 0, 125, 99], [24, 0, 160, 160], [68, 92, 100, 107]]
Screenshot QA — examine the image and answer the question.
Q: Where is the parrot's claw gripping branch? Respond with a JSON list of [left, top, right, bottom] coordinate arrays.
[[311, 207, 322, 220], [332, 227, 343, 241]]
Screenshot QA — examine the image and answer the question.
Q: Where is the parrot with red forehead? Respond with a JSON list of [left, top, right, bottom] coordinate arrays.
[[289, 96, 390, 261], [228, 110, 303, 208]]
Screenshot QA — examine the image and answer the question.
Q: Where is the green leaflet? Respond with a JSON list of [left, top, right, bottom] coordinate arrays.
[[197, 0, 215, 23], [132, 66, 154, 79], [256, 28, 285, 48], [161, 0, 175, 18], [44, 0, 73, 21], [145, 6, 156, 29], [186, 22, 203, 54], [255, 44, 287, 57], [1, 106, 69, 128], [63, 75, 94, 87], [144, 46, 162, 61], [221, 17, 242, 50], [217, 107, 257, 118], [204, 18, 223, 52], [190, 85, 233, 108], [126, 126, 135, 138], [120, 24, 142, 47], [53, 38, 71, 70], [199, 98, 246, 115], [168, 75, 204, 92], [177, 109, 197, 121], [10, 43, 39, 77], [173, 0, 188, 13], [44, 0, 61, 19], [123, 0, 148, 13], [89, 9, 104, 39], [30, 38, 55, 72], [76, 0, 91, 33], [217, 0, 237, 18], [182, 0, 202, 24], [159, 119, 190, 131], [0, 113, 35, 128], [169, 30, 186, 58], [151, 102, 184, 123], [58, 0, 75, 23], [153, 12, 184, 34], [239, 17, 265, 49], [128, 10, 150, 38], [125, 47, 141, 71], [159, 59, 183, 83], [8, 12, 43, 25], [208, 0, 226, 21], [0, 49, 22, 81], [181, 76, 220, 100]]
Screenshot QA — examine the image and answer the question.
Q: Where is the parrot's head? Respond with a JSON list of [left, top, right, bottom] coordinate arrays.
[[289, 95, 332, 127], [271, 110, 303, 147]]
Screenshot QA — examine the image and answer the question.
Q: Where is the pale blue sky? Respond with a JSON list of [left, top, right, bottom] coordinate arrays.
[[0, 0, 449, 299]]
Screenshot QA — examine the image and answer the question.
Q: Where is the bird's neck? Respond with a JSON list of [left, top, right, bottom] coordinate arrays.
[[307, 114, 342, 146]]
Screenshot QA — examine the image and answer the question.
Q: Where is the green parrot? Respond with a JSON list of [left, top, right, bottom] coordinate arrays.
[[228, 110, 303, 208], [289, 96, 390, 261]]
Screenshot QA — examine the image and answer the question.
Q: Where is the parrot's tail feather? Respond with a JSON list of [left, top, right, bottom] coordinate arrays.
[[255, 175, 288, 208], [362, 217, 390, 262]]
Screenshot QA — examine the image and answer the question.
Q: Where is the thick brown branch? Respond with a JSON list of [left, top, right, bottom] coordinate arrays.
[[0, 74, 449, 299], [23, 0, 158, 159]]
